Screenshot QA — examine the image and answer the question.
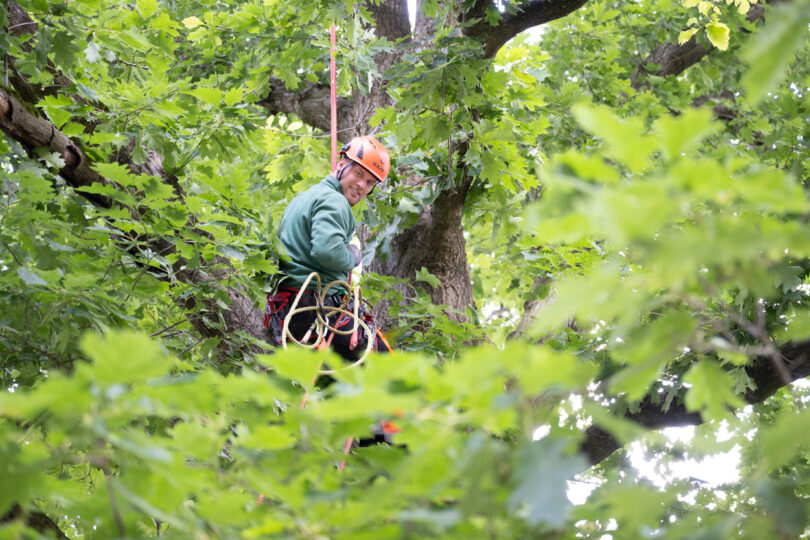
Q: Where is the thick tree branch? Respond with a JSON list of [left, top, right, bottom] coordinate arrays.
[[257, 76, 354, 140], [1, 504, 68, 539], [630, 37, 711, 90], [507, 277, 552, 340], [630, 4, 768, 89], [4, 1, 89, 105], [463, 0, 592, 59], [580, 337, 810, 465], [0, 89, 111, 207]]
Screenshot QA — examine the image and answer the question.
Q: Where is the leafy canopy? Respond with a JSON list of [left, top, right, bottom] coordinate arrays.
[[1, 0, 810, 537]]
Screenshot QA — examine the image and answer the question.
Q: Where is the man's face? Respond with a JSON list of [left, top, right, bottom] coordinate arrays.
[[338, 160, 378, 206]]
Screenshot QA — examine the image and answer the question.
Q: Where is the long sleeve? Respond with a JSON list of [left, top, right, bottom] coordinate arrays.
[[310, 196, 355, 272]]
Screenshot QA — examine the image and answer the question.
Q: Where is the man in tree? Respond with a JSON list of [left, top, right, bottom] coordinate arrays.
[[263, 135, 393, 360]]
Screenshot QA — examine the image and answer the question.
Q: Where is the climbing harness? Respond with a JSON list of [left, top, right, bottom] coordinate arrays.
[[279, 271, 376, 373]]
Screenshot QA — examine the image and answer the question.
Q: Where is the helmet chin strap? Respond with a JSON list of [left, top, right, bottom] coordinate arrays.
[[335, 160, 353, 181]]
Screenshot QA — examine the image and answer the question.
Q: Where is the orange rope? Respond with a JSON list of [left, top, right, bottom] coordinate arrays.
[[330, 23, 337, 171]]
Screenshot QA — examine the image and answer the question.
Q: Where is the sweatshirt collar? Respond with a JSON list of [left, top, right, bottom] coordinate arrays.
[[323, 174, 340, 192]]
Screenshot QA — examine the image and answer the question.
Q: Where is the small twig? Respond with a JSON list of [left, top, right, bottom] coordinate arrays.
[[685, 301, 787, 390], [783, 143, 795, 169], [124, 262, 151, 303], [113, 59, 150, 70], [178, 337, 203, 356], [725, 306, 792, 385], [150, 318, 189, 337], [692, 279, 792, 384], [7, 21, 38, 31], [170, 119, 225, 175], [97, 257, 118, 287], [103, 466, 126, 538], [0, 238, 24, 266]]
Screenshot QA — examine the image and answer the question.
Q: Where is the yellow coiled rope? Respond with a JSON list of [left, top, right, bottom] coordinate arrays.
[[281, 271, 374, 374]]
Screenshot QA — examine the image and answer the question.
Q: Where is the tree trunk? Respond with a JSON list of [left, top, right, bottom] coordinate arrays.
[[366, 180, 475, 329], [351, 0, 476, 327]]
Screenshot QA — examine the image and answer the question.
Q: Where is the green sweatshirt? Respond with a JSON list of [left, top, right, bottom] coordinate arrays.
[[278, 175, 355, 294]]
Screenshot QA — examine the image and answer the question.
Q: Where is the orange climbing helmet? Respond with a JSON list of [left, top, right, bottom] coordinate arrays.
[[339, 136, 391, 183]]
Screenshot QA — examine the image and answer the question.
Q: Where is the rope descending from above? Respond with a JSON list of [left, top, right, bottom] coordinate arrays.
[[281, 271, 374, 373]]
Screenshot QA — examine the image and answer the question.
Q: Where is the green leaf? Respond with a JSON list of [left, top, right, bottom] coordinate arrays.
[[224, 87, 243, 106], [754, 480, 809, 537], [590, 485, 671, 533], [184, 87, 223, 107], [553, 149, 621, 185], [38, 95, 73, 128], [394, 115, 416, 145], [182, 16, 204, 29], [501, 343, 598, 393], [508, 439, 587, 527], [51, 31, 77, 70], [678, 28, 699, 45], [610, 312, 696, 400], [760, 409, 810, 471], [16, 267, 48, 286], [775, 308, 810, 343], [89, 131, 126, 145], [705, 22, 730, 51], [236, 424, 296, 450], [741, 0, 810, 104], [61, 122, 85, 136], [162, 204, 189, 227], [170, 420, 222, 460], [93, 162, 137, 186], [683, 361, 745, 421], [571, 103, 657, 173], [84, 41, 101, 63], [397, 196, 422, 215], [421, 115, 450, 142], [79, 330, 171, 385], [258, 350, 323, 388], [772, 262, 803, 293], [136, 0, 159, 18], [217, 245, 246, 261], [415, 267, 441, 288], [244, 253, 277, 274], [653, 107, 718, 160], [480, 152, 504, 184], [119, 29, 152, 52]]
